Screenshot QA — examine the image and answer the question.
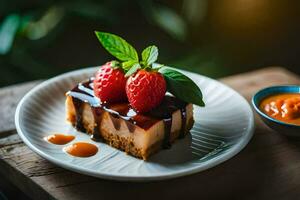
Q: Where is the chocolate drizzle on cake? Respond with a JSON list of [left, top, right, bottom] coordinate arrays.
[[162, 118, 172, 148], [179, 107, 187, 138], [90, 108, 103, 142], [67, 79, 188, 148], [72, 98, 85, 132]]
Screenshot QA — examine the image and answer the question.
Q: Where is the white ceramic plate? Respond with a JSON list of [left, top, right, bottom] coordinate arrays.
[[15, 67, 254, 181]]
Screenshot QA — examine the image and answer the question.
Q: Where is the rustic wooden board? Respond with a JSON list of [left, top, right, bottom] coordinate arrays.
[[0, 67, 300, 200], [0, 81, 41, 134], [221, 66, 300, 100]]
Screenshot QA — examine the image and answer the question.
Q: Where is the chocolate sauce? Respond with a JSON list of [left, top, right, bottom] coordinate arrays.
[[162, 117, 172, 148], [109, 114, 121, 130], [125, 121, 136, 133], [67, 79, 188, 148], [179, 107, 187, 138], [91, 107, 103, 141], [90, 133, 102, 142], [72, 98, 85, 132]]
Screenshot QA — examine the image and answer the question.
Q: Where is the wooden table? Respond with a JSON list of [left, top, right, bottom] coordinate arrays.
[[1, 67, 300, 200]]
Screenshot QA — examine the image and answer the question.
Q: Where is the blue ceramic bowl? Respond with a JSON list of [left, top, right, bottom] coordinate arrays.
[[252, 85, 300, 137]]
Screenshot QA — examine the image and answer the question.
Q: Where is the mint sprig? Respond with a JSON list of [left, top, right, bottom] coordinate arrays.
[[159, 67, 205, 107], [95, 31, 138, 62], [141, 45, 158, 66], [94, 31, 205, 107]]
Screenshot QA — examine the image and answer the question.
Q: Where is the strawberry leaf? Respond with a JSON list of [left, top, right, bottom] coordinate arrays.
[[95, 31, 138, 62], [125, 63, 141, 77], [142, 45, 158, 66], [122, 60, 138, 71], [110, 60, 120, 69], [159, 67, 205, 107], [152, 63, 164, 70]]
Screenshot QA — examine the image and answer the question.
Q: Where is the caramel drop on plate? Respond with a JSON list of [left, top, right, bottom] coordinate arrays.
[[64, 142, 98, 157], [44, 134, 75, 145]]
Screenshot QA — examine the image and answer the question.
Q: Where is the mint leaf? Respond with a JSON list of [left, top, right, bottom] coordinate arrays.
[[95, 31, 138, 62], [125, 63, 141, 77], [159, 67, 205, 107], [142, 45, 158, 66]]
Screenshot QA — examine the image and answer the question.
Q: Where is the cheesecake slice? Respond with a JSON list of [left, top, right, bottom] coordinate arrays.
[[66, 79, 194, 160]]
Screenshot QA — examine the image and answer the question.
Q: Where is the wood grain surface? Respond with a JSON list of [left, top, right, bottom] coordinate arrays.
[[0, 80, 41, 134], [0, 67, 300, 200]]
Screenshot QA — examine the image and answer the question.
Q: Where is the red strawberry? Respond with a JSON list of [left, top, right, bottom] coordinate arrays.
[[126, 70, 166, 113], [94, 62, 127, 103]]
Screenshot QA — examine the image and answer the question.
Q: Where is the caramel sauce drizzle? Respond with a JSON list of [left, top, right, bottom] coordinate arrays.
[[44, 134, 75, 145], [64, 142, 98, 157]]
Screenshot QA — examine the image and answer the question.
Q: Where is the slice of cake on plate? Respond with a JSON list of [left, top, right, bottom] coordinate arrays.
[[65, 31, 204, 160], [66, 79, 194, 160]]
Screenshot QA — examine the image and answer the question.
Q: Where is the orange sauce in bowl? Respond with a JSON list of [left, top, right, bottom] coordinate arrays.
[[260, 93, 300, 125], [64, 142, 98, 157], [44, 134, 75, 145]]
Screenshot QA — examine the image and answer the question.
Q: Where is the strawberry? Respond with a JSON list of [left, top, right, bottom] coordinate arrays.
[[126, 70, 166, 113], [94, 31, 204, 109], [93, 62, 127, 103]]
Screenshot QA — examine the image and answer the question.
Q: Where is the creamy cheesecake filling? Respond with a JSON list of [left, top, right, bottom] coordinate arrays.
[[66, 78, 193, 158]]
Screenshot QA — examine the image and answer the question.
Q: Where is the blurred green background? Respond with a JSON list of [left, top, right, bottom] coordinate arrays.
[[1, 0, 300, 87]]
